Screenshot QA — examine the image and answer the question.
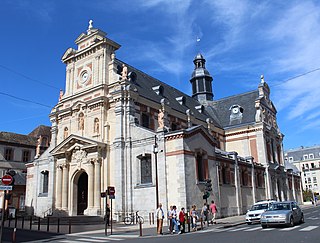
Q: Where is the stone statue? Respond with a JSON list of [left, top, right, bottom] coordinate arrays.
[[79, 114, 84, 130], [35, 136, 42, 158], [87, 19, 93, 34], [121, 64, 128, 80], [59, 89, 64, 101], [64, 128, 68, 139], [94, 118, 99, 133], [158, 109, 164, 129]]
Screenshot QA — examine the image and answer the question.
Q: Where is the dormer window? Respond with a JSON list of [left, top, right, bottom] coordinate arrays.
[[195, 105, 204, 113], [229, 105, 244, 125], [152, 85, 164, 96], [176, 96, 186, 105]]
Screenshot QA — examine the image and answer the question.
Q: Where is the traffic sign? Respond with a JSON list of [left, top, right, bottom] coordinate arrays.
[[107, 186, 115, 196], [109, 195, 115, 199], [2, 175, 13, 185], [0, 185, 12, 191]]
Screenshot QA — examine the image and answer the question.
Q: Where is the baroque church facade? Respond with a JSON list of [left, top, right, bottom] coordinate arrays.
[[25, 23, 302, 219]]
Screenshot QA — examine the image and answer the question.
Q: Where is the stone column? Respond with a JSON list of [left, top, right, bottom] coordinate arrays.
[[231, 152, 242, 215], [88, 161, 94, 211], [56, 166, 63, 209], [62, 164, 69, 210], [248, 157, 256, 203], [94, 159, 101, 210]]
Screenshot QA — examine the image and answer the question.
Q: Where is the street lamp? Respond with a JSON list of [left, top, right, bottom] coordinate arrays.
[[153, 135, 159, 209]]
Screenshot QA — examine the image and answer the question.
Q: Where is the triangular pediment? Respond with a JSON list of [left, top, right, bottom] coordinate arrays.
[[71, 100, 87, 111], [50, 134, 106, 156], [74, 32, 88, 44]]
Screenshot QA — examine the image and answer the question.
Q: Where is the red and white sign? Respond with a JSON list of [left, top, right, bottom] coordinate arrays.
[[2, 174, 13, 185]]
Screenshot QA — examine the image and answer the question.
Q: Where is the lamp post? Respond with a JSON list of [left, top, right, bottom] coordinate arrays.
[[153, 135, 159, 209]]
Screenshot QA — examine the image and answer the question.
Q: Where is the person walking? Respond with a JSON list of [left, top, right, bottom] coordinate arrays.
[[201, 202, 208, 225], [178, 207, 186, 234], [190, 205, 198, 231], [171, 205, 179, 233], [168, 205, 173, 233], [209, 200, 218, 224], [156, 203, 164, 235]]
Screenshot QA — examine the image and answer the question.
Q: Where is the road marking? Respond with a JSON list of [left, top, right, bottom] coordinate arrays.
[[229, 227, 250, 232], [279, 225, 301, 231], [261, 228, 274, 231], [76, 238, 106, 242], [244, 227, 261, 231], [89, 236, 122, 241], [299, 226, 319, 231]]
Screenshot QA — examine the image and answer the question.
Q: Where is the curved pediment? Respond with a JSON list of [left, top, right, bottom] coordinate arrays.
[[61, 47, 76, 61]]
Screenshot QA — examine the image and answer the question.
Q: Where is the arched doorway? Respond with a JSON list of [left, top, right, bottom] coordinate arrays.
[[77, 172, 88, 215]]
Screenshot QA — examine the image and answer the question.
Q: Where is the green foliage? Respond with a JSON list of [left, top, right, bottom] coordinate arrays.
[[303, 189, 313, 201]]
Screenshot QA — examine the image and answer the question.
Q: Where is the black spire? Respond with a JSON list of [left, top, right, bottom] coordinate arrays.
[[190, 53, 213, 102]]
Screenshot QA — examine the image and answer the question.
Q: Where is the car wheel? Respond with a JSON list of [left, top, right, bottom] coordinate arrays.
[[288, 217, 294, 227], [300, 214, 304, 224], [261, 224, 267, 229]]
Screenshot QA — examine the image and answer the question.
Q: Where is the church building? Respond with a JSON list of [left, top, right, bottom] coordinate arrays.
[[25, 22, 302, 219]]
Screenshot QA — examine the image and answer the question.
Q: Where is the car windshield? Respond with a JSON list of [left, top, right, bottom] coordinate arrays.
[[251, 203, 268, 210], [268, 203, 291, 211]]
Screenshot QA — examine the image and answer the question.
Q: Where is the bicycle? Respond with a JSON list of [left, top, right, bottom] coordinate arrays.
[[124, 211, 144, 225]]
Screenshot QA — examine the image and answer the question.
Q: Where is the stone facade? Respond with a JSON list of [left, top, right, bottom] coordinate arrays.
[[25, 23, 302, 220]]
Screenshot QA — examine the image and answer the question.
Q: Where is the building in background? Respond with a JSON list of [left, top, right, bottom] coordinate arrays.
[[285, 145, 320, 195], [0, 125, 50, 213], [25, 22, 302, 220]]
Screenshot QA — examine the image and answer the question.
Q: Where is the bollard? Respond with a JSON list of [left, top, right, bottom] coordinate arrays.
[[57, 218, 60, 233], [46, 217, 50, 232], [187, 213, 190, 232], [200, 217, 203, 230], [22, 216, 25, 229], [29, 216, 32, 230], [8, 217, 11, 227], [68, 219, 72, 234], [12, 228, 16, 243], [149, 213, 151, 225], [38, 217, 41, 231], [139, 221, 142, 237], [152, 213, 154, 225], [14, 216, 18, 228]]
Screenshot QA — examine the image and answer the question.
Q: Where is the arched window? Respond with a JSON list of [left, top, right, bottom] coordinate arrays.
[[41, 170, 49, 194]]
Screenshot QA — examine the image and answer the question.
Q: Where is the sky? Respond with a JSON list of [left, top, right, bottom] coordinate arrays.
[[1, 0, 320, 150]]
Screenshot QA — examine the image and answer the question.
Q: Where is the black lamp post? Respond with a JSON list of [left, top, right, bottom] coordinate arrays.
[[153, 135, 159, 209]]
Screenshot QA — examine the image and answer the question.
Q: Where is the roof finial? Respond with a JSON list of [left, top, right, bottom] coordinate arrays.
[[260, 74, 265, 83], [87, 19, 93, 34]]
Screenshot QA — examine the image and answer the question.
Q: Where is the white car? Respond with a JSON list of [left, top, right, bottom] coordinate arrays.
[[246, 200, 276, 225]]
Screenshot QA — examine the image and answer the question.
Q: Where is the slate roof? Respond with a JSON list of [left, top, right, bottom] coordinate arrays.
[[285, 145, 320, 161], [114, 59, 222, 128], [206, 90, 259, 129], [0, 132, 37, 147], [28, 125, 51, 139]]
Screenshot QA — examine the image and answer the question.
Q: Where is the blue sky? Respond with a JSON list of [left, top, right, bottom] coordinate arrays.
[[1, 0, 320, 150]]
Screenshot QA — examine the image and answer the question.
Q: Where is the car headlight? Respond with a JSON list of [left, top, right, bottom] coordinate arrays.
[[260, 215, 266, 219]]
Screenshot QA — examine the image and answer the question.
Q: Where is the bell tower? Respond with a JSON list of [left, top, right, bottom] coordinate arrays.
[[190, 53, 213, 102], [61, 20, 121, 97]]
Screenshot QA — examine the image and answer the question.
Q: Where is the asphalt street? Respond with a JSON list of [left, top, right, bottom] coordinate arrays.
[[60, 206, 320, 243]]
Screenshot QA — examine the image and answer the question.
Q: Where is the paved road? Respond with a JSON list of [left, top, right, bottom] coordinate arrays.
[[50, 206, 320, 243]]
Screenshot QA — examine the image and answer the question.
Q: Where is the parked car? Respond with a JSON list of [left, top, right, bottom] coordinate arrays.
[[245, 200, 276, 224], [260, 201, 304, 228]]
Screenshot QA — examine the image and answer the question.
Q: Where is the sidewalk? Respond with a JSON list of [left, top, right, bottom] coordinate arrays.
[[68, 203, 316, 238]]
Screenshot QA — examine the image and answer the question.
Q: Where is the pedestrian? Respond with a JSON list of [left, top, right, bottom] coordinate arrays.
[[209, 200, 218, 224], [201, 202, 208, 224], [168, 205, 173, 233], [190, 205, 198, 231], [106, 203, 111, 226], [178, 207, 186, 234], [156, 203, 164, 235], [171, 205, 179, 233]]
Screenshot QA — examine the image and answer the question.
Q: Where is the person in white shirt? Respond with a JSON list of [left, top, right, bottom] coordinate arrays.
[[156, 203, 164, 234]]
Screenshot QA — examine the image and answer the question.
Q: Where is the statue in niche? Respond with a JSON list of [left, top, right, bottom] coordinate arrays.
[[121, 64, 128, 80], [158, 108, 164, 129], [94, 118, 99, 133], [59, 89, 64, 101], [78, 113, 84, 130], [64, 127, 68, 139]]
